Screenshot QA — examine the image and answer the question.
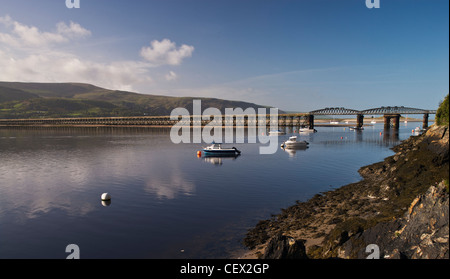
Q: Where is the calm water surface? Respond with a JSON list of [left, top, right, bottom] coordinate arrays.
[[0, 123, 424, 258]]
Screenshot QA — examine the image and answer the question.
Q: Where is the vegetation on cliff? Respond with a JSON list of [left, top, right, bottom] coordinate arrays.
[[436, 94, 449, 126]]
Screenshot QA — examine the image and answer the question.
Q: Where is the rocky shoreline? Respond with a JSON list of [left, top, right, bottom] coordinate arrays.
[[242, 125, 449, 259]]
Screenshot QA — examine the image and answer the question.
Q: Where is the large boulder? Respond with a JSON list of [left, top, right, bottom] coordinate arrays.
[[262, 233, 308, 259], [340, 181, 449, 259]]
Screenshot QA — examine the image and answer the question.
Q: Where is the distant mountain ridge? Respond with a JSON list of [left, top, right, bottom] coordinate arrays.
[[0, 82, 279, 119]]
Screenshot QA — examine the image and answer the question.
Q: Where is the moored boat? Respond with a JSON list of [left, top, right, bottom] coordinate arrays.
[[269, 130, 286, 136], [299, 127, 317, 133], [280, 136, 309, 149], [202, 143, 241, 156]]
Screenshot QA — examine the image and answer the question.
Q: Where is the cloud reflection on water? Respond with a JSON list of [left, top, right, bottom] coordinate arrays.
[[0, 130, 194, 221]]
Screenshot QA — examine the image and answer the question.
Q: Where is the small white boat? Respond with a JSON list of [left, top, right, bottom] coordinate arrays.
[[299, 127, 317, 133], [269, 130, 286, 136], [202, 143, 241, 156], [349, 127, 364, 131], [413, 127, 424, 134], [330, 121, 339, 125], [281, 136, 309, 149], [371, 120, 377, 124]]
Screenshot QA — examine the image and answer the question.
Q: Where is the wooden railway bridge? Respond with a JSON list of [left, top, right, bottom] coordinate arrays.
[[0, 106, 437, 129]]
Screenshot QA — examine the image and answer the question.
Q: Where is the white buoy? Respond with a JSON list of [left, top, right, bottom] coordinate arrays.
[[101, 193, 111, 201]]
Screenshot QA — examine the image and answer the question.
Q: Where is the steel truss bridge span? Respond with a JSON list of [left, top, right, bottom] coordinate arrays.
[[310, 106, 437, 116]]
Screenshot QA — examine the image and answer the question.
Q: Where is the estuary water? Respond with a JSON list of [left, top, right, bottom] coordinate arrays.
[[0, 123, 425, 258]]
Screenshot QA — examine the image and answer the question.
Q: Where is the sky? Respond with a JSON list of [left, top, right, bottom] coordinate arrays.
[[0, 0, 448, 112]]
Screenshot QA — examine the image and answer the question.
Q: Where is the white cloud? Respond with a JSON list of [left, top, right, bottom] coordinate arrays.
[[0, 15, 91, 47], [0, 16, 194, 91], [165, 71, 178, 81], [140, 39, 194, 66], [56, 21, 92, 39], [0, 46, 153, 91]]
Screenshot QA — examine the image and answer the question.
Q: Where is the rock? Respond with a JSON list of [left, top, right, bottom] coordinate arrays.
[[243, 220, 271, 250], [262, 233, 308, 259], [340, 181, 449, 259]]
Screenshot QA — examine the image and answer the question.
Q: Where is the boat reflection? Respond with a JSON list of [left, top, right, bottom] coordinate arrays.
[[202, 154, 241, 166], [281, 145, 309, 158]]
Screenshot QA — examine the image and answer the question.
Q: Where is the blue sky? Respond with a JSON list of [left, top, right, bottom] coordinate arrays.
[[0, 0, 448, 112]]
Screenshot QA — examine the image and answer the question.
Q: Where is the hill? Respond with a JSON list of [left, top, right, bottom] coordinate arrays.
[[0, 86, 40, 103], [0, 82, 278, 119]]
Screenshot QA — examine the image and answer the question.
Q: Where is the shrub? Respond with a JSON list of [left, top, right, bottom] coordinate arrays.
[[436, 94, 449, 126]]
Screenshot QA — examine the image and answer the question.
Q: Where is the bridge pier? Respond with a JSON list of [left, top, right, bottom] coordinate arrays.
[[308, 114, 314, 130], [384, 115, 391, 129], [384, 114, 400, 129], [393, 114, 400, 129], [356, 114, 364, 128], [423, 113, 429, 129]]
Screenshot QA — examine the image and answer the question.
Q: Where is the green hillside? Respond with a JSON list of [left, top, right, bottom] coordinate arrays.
[[0, 82, 107, 98], [0, 86, 40, 103], [0, 82, 277, 119]]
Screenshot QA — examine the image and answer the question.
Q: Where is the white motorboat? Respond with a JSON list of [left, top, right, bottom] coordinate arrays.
[[349, 127, 364, 131], [281, 136, 309, 149], [269, 130, 286, 136], [413, 127, 424, 134], [299, 127, 317, 133]]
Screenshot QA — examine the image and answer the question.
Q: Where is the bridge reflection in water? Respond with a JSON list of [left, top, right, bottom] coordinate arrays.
[[298, 126, 401, 146]]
